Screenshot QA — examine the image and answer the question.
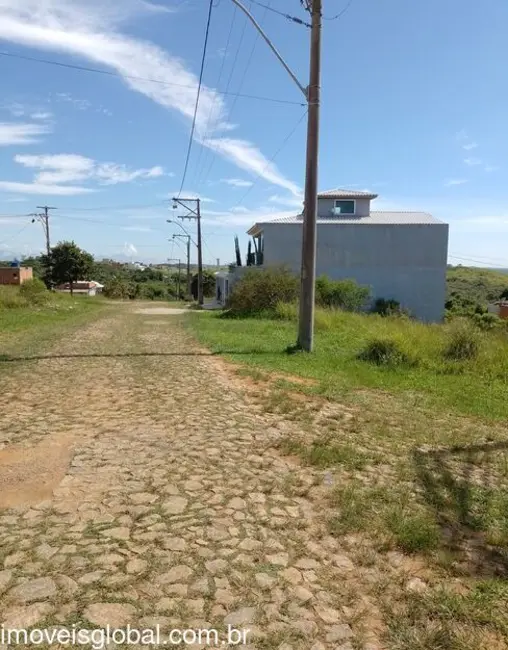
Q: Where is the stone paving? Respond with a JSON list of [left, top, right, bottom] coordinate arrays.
[[0, 305, 368, 649]]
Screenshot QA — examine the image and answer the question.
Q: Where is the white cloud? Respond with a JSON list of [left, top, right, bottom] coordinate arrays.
[[31, 111, 52, 120], [220, 178, 253, 188], [485, 165, 499, 173], [124, 242, 138, 256], [0, 0, 298, 194], [268, 194, 304, 208], [206, 138, 301, 196], [95, 163, 164, 185], [444, 179, 468, 187], [121, 225, 153, 232], [8, 153, 165, 191], [455, 130, 478, 151], [464, 157, 482, 166], [0, 122, 50, 145], [4, 196, 28, 202], [0, 180, 96, 195]]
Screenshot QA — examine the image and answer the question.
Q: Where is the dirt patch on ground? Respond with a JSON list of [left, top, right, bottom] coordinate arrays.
[[134, 307, 188, 315], [0, 432, 74, 508]]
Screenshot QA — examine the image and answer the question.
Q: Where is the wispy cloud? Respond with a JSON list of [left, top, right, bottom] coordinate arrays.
[[464, 157, 482, 166], [444, 178, 468, 187], [121, 225, 153, 232], [0, 0, 298, 193], [0, 122, 51, 145], [268, 194, 304, 208], [456, 130, 478, 151], [10, 153, 165, 192], [220, 178, 253, 188], [206, 139, 301, 196], [0, 180, 96, 195], [485, 165, 499, 173]]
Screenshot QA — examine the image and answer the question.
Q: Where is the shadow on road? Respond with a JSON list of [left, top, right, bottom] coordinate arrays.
[[0, 350, 277, 362]]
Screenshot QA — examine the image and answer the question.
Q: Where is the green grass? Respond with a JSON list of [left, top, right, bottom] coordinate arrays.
[[0, 292, 106, 362], [186, 309, 508, 420]]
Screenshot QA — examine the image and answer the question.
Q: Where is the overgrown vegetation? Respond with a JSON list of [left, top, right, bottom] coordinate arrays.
[[446, 265, 508, 316]]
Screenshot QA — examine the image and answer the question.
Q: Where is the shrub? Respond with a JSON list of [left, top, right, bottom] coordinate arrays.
[[18, 278, 50, 305], [372, 297, 409, 318], [443, 321, 480, 361], [103, 278, 138, 299], [472, 312, 501, 331], [226, 267, 299, 317], [358, 338, 413, 367], [140, 282, 167, 300], [315, 276, 370, 311]]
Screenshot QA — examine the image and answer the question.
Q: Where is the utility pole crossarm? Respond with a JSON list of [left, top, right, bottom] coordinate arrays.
[[230, 0, 308, 99]]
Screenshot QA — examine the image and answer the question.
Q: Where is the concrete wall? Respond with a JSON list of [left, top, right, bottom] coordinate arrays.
[[262, 222, 449, 322], [317, 197, 371, 217]]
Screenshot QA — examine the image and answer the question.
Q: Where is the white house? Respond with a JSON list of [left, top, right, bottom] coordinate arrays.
[[217, 189, 449, 322]]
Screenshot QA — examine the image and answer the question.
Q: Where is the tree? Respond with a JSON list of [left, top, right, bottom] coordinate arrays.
[[42, 241, 94, 296], [500, 288, 508, 301], [234, 235, 242, 267]]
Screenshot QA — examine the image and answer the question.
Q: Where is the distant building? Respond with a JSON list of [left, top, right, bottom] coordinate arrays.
[[56, 281, 104, 296], [0, 266, 33, 285]]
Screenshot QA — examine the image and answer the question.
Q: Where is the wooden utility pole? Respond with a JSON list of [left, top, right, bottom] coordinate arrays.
[[34, 205, 57, 256], [171, 197, 203, 305], [168, 258, 182, 299], [297, 0, 322, 352], [173, 234, 192, 298], [227, 0, 322, 351]]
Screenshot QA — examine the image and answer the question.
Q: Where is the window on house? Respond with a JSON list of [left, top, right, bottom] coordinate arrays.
[[334, 200, 355, 214]]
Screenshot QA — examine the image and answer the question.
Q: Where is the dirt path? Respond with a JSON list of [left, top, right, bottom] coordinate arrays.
[[0, 304, 367, 649]]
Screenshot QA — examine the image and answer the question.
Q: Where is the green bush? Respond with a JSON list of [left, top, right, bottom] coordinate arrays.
[[372, 297, 410, 318], [103, 278, 137, 299], [358, 338, 413, 367], [226, 268, 299, 317], [140, 282, 167, 301], [443, 321, 480, 360], [472, 312, 501, 331], [315, 276, 370, 311], [19, 278, 50, 305]]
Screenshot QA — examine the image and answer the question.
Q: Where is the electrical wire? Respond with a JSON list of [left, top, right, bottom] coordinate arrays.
[[250, 0, 311, 27], [194, 1, 252, 189], [176, 0, 215, 198], [323, 0, 355, 20], [191, 2, 239, 187], [231, 108, 307, 209], [0, 51, 303, 107]]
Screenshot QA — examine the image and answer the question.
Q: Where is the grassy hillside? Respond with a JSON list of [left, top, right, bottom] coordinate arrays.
[[447, 265, 508, 309]]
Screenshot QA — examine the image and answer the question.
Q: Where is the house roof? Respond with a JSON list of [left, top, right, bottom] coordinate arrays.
[[247, 211, 445, 235], [318, 188, 379, 199]]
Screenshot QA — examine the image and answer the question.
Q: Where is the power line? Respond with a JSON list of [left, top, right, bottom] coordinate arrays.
[[191, 1, 239, 187], [231, 108, 307, 209], [195, 1, 253, 189], [250, 0, 311, 27], [0, 51, 303, 107], [323, 0, 355, 20], [176, 0, 215, 198]]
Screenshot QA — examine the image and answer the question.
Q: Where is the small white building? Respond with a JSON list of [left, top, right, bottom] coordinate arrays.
[[218, 189, 449, 322]]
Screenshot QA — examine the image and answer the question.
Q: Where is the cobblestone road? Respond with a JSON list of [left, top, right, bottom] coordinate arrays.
[[0, 305, 365, 650]]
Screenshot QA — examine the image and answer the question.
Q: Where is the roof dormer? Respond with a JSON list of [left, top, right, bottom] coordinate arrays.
[[317, 188, 378, 218]]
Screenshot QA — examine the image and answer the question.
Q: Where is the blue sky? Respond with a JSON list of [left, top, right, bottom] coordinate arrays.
[[0, 0, 507, 267]]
